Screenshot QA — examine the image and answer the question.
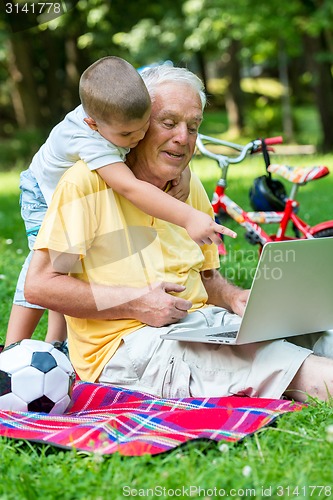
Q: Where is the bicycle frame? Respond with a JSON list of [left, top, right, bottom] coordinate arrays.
[[196, 133, 333, 254], [213, 184, 315, 245]]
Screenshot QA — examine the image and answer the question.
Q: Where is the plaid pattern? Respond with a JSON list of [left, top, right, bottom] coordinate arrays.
[[0, 381, 302, 456]]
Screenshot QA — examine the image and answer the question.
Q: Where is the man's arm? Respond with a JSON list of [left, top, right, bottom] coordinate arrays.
[[200, 268, 249, 317], [25, 249, 192, 327]]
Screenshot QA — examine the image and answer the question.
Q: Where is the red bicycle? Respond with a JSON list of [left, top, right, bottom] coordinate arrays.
[[196, 133, 333, 255]]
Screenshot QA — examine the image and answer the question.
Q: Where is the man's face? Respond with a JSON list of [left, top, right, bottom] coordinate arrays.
[[129, 81, 203, 188]]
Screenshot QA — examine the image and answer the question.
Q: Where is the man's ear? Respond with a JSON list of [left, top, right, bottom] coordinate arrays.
[[84, 117, 98, 131]]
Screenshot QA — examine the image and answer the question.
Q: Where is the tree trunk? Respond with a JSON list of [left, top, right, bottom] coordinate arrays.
[[64, 37, 81, 111], [278, 40, 294, 142], [7, 34, 43, 129], [303, 33, 333, 152], [224, 38, 244, 136], [195, 51, 208, 92]]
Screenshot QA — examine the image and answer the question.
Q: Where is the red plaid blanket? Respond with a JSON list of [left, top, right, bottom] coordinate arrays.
[[0, 381, 302, 456]]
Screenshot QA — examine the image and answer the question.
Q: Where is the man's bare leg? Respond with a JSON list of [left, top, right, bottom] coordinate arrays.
[[285, 354, 333, 402]]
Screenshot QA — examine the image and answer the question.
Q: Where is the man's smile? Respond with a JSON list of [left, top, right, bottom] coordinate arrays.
[[163, 150, 185, 159]]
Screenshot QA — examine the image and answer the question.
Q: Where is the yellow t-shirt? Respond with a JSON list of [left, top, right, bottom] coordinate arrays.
[[34, 161, 220, 381]]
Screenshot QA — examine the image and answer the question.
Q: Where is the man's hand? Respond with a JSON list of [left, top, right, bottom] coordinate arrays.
[[133, 282, 192, 327], [228, 288, 249, 317], [201, 268, 249, 316], [168, 165, 191, 202], [185, 211, 237, 246]]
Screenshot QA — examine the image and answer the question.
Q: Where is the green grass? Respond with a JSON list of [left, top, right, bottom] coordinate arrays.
[[1, 154, 333, 498]]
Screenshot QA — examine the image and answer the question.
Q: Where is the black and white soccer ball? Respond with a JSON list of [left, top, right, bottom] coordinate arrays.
[[0, 339, 75, 414]]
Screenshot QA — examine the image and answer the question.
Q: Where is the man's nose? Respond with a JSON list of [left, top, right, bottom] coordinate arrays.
[[174, 124, 189, 145]]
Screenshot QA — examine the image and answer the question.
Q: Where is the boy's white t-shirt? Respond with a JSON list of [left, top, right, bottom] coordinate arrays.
[[29, 104, 129, 205]]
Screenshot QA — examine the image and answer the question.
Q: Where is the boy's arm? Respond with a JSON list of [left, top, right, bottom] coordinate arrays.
[[97, 162, 237, 246]]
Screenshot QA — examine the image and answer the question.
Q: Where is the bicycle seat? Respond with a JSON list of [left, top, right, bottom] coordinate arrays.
[[267, 164, 329, 184]]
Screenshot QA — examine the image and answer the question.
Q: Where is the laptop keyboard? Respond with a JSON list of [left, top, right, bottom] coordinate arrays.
[[207, 330, 238, 339]]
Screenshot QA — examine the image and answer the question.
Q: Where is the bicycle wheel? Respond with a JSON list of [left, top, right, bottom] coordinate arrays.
[[313, 227, 333, 238], [216, 208, 229, 222]]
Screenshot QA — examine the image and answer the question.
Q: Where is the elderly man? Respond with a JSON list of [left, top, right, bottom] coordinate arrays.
[[25, 65, 333, 402]]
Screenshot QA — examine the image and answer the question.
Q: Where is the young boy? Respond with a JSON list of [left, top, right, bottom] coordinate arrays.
[[5, 56, 236, 348]]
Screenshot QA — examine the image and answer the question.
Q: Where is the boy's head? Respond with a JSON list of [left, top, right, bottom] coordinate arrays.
[[80, 56, 151, 148]]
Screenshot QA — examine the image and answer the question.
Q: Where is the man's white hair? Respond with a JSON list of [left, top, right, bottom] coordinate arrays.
[[140, 64, 206, 110]]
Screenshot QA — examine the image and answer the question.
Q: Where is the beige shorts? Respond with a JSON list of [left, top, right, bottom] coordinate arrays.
[[99, 306, 326, 399]]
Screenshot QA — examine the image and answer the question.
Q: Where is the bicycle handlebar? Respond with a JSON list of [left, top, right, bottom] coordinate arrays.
[[264, 136, 283, 145], [196, 134, 284, 167]]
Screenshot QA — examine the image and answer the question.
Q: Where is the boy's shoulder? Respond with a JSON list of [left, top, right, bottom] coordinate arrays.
[[59, 104, 85, 129], [47, 105, 87, 143], [59, 160, 106, 192]]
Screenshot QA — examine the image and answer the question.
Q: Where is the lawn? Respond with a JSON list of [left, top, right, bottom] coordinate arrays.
[[1, 144, 333, 498]]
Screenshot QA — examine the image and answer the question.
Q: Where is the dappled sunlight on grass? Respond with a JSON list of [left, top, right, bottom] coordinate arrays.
[[242, 77, 284, 99], [0, 171, 20, 195], [208, 77, 284, 100]]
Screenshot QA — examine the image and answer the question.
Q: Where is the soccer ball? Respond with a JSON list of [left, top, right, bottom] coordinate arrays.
[[0, 339, 75, 414]]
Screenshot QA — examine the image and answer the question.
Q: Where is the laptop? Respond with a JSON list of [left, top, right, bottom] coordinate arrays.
[[160, 237, 333, 345]]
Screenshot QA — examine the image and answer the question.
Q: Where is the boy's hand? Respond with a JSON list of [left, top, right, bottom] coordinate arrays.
[[185, 212, 237, 246], [169, 166, 191, 202]]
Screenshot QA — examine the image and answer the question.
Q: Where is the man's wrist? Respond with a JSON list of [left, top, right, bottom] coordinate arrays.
[[224, 282, 242, 312]]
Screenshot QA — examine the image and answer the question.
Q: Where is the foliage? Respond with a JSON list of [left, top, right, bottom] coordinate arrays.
[[1, 0, 333, 149], [0, 129, 45, 171]]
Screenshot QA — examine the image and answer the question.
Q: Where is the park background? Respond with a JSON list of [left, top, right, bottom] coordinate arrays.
[[1, 0, 333, 160], [1, 1, 333, 498]]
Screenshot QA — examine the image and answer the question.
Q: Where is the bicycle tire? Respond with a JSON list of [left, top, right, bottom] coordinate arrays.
[[217, 209, 230, 222], [313, 227, 333, 238]]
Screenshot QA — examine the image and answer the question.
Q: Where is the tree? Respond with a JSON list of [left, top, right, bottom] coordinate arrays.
[[299, 0, 333, 151], [1, 0, 333, 151]]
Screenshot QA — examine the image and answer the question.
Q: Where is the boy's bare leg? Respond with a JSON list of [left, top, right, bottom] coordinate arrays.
[[45, 310, 67, 343], [5, 304, 44, 347], [285, 354, 333, 402]]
